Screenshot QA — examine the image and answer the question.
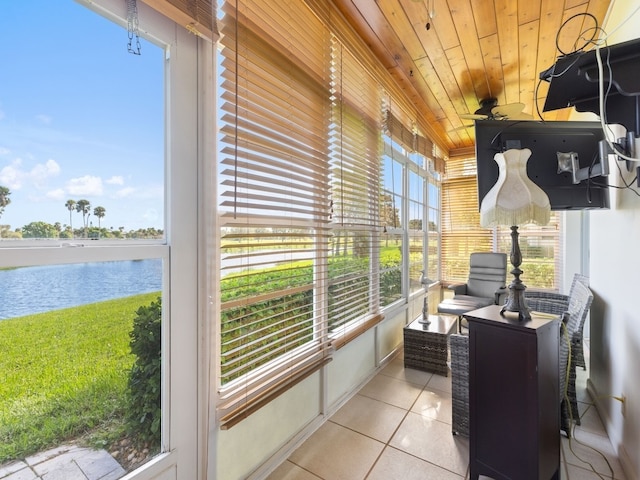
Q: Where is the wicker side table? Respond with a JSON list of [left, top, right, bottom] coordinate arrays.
[[403, 314, 456, 376]]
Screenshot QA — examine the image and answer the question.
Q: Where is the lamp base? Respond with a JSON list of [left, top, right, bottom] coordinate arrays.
[[501, 285, 531, 321], [499, 225, 531, 321]]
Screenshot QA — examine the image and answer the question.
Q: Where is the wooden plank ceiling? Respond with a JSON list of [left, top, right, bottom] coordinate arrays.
[[333, 0, 612, 157]]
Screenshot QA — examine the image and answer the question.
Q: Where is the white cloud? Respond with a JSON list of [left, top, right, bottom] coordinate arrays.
[[1, 158, 62, 190], [0, 147, 10, 155], [30, 159, 61, 187], [106, 175, 124, 185], [66, 175, 103, 196], [0, 158, 25, 190], [46, 188, 66, 201]]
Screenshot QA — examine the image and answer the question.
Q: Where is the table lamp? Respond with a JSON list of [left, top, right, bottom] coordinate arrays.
[[480, 148, 551, 320]]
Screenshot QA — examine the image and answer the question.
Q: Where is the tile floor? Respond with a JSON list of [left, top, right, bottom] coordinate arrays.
[[267, 346, 626, 480]]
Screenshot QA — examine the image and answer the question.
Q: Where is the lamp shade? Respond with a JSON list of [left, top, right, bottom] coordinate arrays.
[[480, 148, 551, 228]]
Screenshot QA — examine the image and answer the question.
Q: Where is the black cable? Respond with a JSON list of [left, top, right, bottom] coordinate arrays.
[[556, 12, 599, 56], [534, 77, 545, 121], [591, 180, 640, 197], [589, 150, 640, 198]]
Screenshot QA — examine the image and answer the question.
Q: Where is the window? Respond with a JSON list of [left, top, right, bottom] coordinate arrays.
[[0, 1, 200, 477], [328, 40, 383, 344], [380, 138, 404, 306], [381, 111, 436, 303], [408, 168, 425, 294], [441, 156, 492, 281], [0, 3, 165, 243], [496, 218, 562, 289], [215, 0, 441, 429]]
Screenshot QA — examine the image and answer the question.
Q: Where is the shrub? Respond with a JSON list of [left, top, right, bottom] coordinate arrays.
[[126, 297, 162, 447]]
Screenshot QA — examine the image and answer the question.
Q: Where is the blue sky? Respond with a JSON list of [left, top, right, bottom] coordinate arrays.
[[0, 1, 164, 232]]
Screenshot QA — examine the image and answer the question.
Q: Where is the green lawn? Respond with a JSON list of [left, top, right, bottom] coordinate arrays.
[[0, 292, 159, 463]]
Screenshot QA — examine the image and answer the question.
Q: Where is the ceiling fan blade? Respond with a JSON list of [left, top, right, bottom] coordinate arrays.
[[491, 102, 525, 118], [460, 113, 488, 120]]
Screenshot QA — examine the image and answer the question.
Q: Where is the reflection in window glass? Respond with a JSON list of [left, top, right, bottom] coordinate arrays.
[[0, 2, 164, 242], [380, 231, 402, 306], [427, 179, 440, 283], [408, 171, 425, 294], [328, 231, 374, 332], [0, 259, 163, 473], [382, 149, 403, 230]]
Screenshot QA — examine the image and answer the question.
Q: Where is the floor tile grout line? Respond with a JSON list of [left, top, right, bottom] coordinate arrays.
[[359, 373, 466, 479], [278, 348, 616, 480]]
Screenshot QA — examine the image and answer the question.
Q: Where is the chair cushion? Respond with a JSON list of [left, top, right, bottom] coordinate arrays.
[[437, 295, 495, 315], [466, 253, 508, 298]]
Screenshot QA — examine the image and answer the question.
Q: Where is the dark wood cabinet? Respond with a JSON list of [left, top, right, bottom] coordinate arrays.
[[466, 305, 560, 480]]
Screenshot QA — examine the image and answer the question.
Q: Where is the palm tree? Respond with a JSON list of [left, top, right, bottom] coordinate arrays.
[[65, 199, 76, 234], [75, 199, 91, 237], [93, 206, 106, 228], [0, 186, 11, 237], [0, 186, 11, 219]]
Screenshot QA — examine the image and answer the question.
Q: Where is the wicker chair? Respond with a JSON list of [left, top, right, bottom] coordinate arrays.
[[450, 275, 592, 438], [525, 291, 571, 437], [563, 275, 593, 424], [570, 274, 591, 371], [450, 333, 470, 436]]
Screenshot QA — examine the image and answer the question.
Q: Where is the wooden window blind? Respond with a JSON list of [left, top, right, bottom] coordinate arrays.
[[217, 0, 331, 429], [328, 39, 383, 347], [142, 0, 217, 40], [441, 157, 493, 282]]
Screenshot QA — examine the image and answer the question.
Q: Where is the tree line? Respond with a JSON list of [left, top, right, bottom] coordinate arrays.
[[64, 199, 106, 237], [0, 186, 163, 239]]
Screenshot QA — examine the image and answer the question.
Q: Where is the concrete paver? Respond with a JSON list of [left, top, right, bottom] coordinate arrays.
[[1, 445, 125, 480]]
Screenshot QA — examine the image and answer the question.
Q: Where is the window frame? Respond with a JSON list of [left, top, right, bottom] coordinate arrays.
[[381, 126, 435, 308], [0, 1, 204, 477]]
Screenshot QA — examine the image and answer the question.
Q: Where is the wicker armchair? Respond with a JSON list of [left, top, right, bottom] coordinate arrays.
[[525, 291, 571, 437], [570, 274, 591, 372], [563, 275, 593, 424], [450, 275, 592, 438]]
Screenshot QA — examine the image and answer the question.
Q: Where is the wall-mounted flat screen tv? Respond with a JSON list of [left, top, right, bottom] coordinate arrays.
[[475, 120, 610, 210]]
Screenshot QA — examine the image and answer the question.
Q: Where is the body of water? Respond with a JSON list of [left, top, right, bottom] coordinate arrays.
[[0, 259, 162, 320]]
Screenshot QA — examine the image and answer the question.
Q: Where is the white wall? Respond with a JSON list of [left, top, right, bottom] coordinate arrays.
[[211, 304, 410, 479], [587, 1, 640, 477]]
